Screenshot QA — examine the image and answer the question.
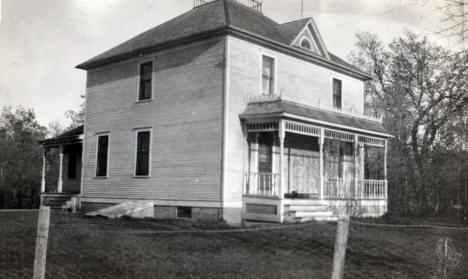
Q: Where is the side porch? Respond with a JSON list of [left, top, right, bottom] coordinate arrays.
[[39, 125, 84, 209], [240, 114, 389, 223]]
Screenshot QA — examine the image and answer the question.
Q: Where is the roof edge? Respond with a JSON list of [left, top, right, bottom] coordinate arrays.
[[76, 25, 371, 80]]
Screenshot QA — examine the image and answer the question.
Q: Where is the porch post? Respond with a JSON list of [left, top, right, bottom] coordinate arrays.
[[279, 120, 285, 199], [319, 128, 325, 200], [40, 147, 47, 193], [57, 146, 64, 193], [354, 135, 359, 199], [242, 123, 248, 195], [384, 139, 388, 199]]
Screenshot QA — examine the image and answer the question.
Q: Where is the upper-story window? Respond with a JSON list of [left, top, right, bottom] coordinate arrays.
[[96, 134, 109, 177], [139, 61, 153, 101], [135, 130, 151, 176], [300, 38, 312, 50], [262, 55, 275, 95], [332, 78, 342, 109]]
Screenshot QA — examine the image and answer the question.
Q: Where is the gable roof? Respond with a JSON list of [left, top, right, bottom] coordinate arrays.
[[76, 0, 369, 80], [274, 18, 310, 44]]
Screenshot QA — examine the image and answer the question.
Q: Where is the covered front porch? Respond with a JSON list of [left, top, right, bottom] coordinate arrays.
[[39, 125, 84, 208], [240, 101, 390, 222]]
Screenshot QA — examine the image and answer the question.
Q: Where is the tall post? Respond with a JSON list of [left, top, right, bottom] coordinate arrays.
[[57, 146, 64, 193], [319, 128, 325, 200], [33, 206, 50, 279], [279, 120, 285, 199], [40, 148, 47, 193], [331, 215, 350, 279], [354, 135, 359, 199]]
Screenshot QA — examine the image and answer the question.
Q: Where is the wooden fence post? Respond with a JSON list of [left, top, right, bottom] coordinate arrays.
[[33, 206, 51, 279], [331, 215, 350, 279]]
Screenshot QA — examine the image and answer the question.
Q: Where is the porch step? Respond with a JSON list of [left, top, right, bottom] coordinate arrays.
[[284, 216, 338, 223], [287, 205, 329, 212], [283, 199, 336, 223], [289, 211, 334, 218], [283, 199, 328, 206], [41, 193, 72, 209]]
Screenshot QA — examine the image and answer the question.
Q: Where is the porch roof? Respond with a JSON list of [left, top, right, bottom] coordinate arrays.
[[240, 100, 392, 138], [39, 125, 84, 147]]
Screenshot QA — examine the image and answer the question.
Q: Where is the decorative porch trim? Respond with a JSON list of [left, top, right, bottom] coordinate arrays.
[[245, 122, 279, 132], [324, 129, 354, 142], [284, 120, 321, 137], [358, 135, 385, 147]]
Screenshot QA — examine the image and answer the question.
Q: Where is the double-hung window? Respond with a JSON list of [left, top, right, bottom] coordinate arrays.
[[135, 130, 151, 176], [332, 78, 342, 109], [139, 61, 153, 101], [262, 56, 275, 95], [96, 135, 109, 177]]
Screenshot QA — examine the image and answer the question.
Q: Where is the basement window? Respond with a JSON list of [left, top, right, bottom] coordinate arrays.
[[177, 207, 192, 218]]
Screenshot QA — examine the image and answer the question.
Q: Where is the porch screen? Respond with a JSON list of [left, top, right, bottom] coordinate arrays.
[[135, 131, 150, 176], [262, 56, 275, 95], [96, 135, 109, 177]]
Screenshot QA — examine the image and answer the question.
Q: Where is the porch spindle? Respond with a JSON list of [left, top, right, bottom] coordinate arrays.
[[279, 120, 285, 199], [57, 146, 64, 193], [319, 128, 325, 200], [41, 148, 47, 193]]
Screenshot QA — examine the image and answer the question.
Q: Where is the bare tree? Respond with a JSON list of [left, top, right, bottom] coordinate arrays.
[[349, 31, 467, 214], [437, 0, 467, 45]]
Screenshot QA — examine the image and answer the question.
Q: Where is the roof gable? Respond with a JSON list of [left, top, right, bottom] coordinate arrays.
[[284, 18, 330, 60]]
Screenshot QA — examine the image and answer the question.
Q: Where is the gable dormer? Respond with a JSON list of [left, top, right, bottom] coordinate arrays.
[[276, 18, 330, 60]]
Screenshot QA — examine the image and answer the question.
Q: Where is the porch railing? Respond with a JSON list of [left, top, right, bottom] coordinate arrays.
[[324, 177, 387, 200], [324, 177, 353, 199], [244, 172, 280, 197], [356, 179, 387, 199]]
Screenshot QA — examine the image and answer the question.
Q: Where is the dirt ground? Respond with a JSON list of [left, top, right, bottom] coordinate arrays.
[[1, 210, 467, 279]]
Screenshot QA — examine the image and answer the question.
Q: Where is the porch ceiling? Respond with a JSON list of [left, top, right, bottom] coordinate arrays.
[[240, 100, 391, 138]]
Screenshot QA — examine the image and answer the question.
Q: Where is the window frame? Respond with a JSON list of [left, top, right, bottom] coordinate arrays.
[[134, 128, 152, 177], [299, 37, 312, 50], [137, 60, 154, 102], [260, 54, 276, 96], [95, 133, 110, 178], [332, 78, 343, 109]]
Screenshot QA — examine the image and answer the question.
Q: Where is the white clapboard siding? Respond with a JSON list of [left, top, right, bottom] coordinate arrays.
[[82, 37, 225, 202], [223, 36, 366, 207]]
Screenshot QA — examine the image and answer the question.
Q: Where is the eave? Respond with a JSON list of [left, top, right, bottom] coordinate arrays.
[[76, 26, 371, 81]]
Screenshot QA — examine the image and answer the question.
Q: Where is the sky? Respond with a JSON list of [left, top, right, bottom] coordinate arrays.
[[0, 0, 459, 128]]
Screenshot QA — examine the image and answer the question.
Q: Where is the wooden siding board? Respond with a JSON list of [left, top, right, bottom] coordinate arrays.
[[82, 37, 225, 202], [224, 36, 366, 207]]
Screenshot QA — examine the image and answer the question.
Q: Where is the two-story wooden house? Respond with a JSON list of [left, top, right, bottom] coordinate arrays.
[[39, 0, 392, 224]]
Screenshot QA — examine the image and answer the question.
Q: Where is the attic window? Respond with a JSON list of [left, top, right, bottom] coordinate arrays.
[[300, 38, 312, 50]]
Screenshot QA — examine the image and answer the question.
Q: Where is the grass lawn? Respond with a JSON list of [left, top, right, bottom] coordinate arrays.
[[1, 210, 468, 278]]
